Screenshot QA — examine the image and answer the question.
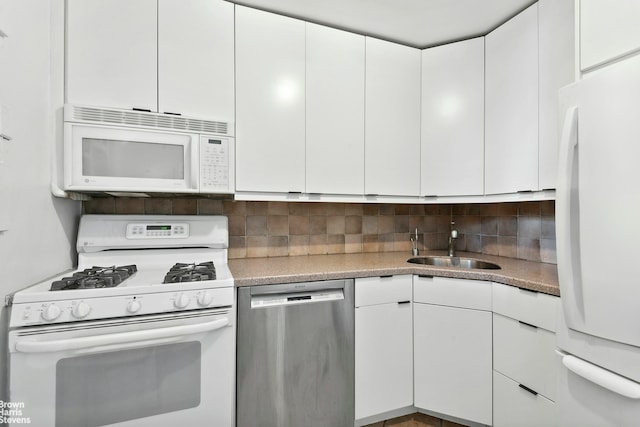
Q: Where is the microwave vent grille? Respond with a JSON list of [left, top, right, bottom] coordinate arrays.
[[69, 105, 230, 135]]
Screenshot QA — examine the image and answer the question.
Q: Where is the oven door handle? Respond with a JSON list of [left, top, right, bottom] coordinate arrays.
[[14, 317, 229, 354]]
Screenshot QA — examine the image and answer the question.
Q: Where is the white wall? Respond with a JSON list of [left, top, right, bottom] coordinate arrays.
[[0, 0, 81, 397]]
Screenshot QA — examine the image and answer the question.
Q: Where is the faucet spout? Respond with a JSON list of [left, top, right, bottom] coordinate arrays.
[[448, 221, 458, 257]]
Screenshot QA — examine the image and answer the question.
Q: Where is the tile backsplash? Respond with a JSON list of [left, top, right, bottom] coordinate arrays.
[[83, 198, 556, 264]]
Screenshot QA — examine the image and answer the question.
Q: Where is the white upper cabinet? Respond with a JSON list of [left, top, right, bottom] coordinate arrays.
[[421, 37, 484, 196], [485, 3, 538, 194], [538, 0, 575, 190], [235, 6, 306, 193], [66, 0, 234, 120], [365, 38, 421, 197], [158, 0, 234, 121], [306, 23, 365, 195], [66, 0, 157, 111], [580, 0, 640, 71]]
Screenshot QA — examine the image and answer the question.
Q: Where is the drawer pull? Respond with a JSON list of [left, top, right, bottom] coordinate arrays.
[[518, 320, 538, 329], [518, 384, 538, 396], [518, 287, 538, 294], [418, 274, 434, 279], [380, 275, 393, 279], [398, 300, 411, 305]]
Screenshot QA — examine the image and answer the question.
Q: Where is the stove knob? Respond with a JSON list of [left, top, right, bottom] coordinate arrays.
[[197, 291, 214, 307], [174, 293, 190, 309], [127, 299, 141, 314], [72, 301, 91, 319], [42, 303, 62, 322]]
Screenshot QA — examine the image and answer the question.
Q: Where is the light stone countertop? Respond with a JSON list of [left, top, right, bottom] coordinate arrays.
[[229, 250, 560, 296]]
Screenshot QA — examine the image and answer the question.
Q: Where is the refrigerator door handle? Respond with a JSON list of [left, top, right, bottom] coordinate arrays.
[[556, 105, 584, 325], [562, 354, 640, 399]]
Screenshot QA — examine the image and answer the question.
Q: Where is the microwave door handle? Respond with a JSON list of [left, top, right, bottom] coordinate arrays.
[[191, 139, 199, 189], [14, 317, 229, 354]]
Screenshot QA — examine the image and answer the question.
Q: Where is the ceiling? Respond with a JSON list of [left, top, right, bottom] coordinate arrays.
[[231, 0, 537, 48]]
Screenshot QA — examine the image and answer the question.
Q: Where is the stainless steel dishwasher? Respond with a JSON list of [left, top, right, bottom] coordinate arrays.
[[237, 279, 355, 427]]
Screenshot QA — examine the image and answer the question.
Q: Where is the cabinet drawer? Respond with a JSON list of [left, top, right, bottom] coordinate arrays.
[[493, 313, 557, 400], [493, 370, 556, 427], [492, 282, 559, 332], [413, 276, 491, 310], [355, 275, 412, 307]]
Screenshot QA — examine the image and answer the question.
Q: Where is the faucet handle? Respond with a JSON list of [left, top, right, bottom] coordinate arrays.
[[450, 221, 457, 238]]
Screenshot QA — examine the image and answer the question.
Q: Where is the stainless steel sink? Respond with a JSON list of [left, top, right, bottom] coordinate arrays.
[[407, 256, 501, 270]]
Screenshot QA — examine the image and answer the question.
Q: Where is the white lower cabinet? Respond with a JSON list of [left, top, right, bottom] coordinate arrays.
[[492, 283, 559, 427], [493, 371, 555, 427], [355, 275, 413, 421], [413, 276, 493, 425]]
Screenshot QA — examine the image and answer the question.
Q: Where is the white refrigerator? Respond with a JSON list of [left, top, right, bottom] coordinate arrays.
[[556, 53, 640, 426]]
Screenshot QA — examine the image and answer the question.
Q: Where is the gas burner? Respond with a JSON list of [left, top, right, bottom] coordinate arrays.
[[50, 265, 137, 291], [163, 261, 216, 284]]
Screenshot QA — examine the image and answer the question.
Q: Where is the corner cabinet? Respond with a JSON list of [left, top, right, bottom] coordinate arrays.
[[492, 283, 559, 427], [413, 276, 493, 425], [485, 3, 538, 195], [235, 6, 306, 193], [365, 38, 421, 197], [355, 275, 413, 422], [66, 0, 234, 120], [421, 37, 484, 197]]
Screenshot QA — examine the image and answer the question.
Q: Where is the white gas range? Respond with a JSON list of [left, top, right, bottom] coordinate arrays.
[[7, 215, 236, 427]]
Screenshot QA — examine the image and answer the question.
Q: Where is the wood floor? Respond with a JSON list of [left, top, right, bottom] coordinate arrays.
[[364, 412, 467, 427]]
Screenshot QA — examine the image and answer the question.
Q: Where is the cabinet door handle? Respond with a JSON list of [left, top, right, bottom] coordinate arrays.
[[397, 300, 411, 305], [518, 287, 538, 294], [163, 111, 182, 116], [518, 384, 538, 396], [132, 107, 152, 113], [418, 274, 433, 279], [380, 275, 393, 279], [518, 320, 538, 329], [0, 134, 11, 141]]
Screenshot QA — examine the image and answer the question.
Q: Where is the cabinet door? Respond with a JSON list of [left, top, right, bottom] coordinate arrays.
[[365, 38, 421, 197], [485, 4, 538, 194], [355, 301, 413, 420], [538, 0, 575, 190], [414, 303, 492, 425], [306, 23, 365, 195], [66, 0, 157, 111], [158, 0, 234, 121], [580, 0, 640, 71], [421, 37, 484, 197], [235, 6, 305, 192]]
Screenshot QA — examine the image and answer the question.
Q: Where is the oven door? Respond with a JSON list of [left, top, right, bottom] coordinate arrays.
[[8, 308, 234, 427], [64, 123, 199, 193]]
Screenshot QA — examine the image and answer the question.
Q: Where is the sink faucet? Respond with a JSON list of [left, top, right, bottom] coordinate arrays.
[[448, 221, 458, 257], [411, 228, 419, 256]]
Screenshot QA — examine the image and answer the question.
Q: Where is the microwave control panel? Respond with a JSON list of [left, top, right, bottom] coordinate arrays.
[[200, 136, 233, 193]]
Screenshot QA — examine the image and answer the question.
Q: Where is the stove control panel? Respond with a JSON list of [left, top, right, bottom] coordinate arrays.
[[10, 287, 234, 327], [126, 223, 189, 239]]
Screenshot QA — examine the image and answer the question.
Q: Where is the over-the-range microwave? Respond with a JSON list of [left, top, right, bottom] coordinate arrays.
[[62, 104, 235, 195]]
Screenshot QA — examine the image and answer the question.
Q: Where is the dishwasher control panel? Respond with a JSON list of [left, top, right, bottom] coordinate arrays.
[[251, 289, 344, 308]]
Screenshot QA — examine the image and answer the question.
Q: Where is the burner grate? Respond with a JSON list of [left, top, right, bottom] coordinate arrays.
[[163, 261, 216, 283], [50, 265, 137, 291]]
